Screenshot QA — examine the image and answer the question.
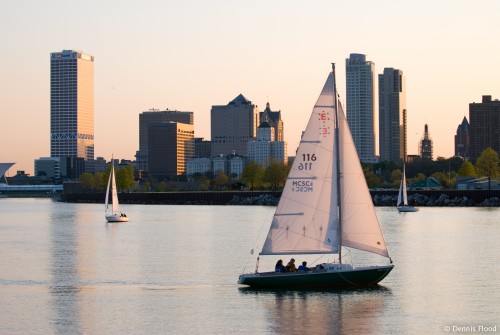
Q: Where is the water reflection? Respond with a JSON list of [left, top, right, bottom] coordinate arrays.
[[239, 286, 391, 335], [49, 204, 85, 334]]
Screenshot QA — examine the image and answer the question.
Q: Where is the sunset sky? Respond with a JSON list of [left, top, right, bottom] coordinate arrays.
[[1, 1, 499, 175]]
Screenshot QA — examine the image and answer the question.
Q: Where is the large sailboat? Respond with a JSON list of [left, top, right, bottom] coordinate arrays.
[[238, 65, 393, 289], [105, 161, 129, 222], [397, 164, 419, 213]]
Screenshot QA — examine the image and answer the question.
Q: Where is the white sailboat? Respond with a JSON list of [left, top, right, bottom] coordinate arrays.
[[397, 164, 419, 212], [238, 65, 393, 289], [105, 161, 129, 222]]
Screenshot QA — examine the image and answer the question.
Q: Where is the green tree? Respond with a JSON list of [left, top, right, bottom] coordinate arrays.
[[475, 147, 500, 191], [363, 166, 382, 189], [116, 165, 135, 192], [78, 172, 94, 189], [431, 172, 449, 188], [458, 161, 476, 177], [264, 161, 288, 190], [241, 161, 264, 190], [391, 169, 402, 189]]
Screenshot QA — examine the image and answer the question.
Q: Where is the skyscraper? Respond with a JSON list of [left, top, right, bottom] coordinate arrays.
[[345, 54, 376, 163], [455, 116, 470, 160], [50, 50, 94, 163], [211, 94, 259, 157], [419, 124, 433, 160], [259, 102, 284, 142], [148, 122, 194, 178], [469, 95, 500, 161], [136, 109, 194, 172], [379, 68, 407, 163]]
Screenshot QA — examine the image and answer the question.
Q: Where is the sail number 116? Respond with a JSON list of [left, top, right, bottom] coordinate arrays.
[[298, 153, 316, 170]]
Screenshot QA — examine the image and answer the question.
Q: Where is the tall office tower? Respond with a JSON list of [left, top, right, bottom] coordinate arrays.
[[211, 94, 259, 157], [455, 117, 470, 160], [148, 122, 194, 179], [50, 50, 94, 163], [259, 102, 284, 141], [419, 124, 433, 160], [469, 95, 500, 161], [136, 109, 193, 172], [379, 68, 407, 163], [346, 54, 376, 163]]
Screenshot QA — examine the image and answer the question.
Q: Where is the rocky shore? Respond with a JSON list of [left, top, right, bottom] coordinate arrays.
[[229, 193, 500, 207], [373, 193, 500, 207]]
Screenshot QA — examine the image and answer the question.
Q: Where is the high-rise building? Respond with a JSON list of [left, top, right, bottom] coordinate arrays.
[[379, 68, 407, 163], [259, 102, 284, 142], [469, 95, 500, 161], [136, 109, 194, 171], [455, 117, 470, 160], [345, 54, 376, 163], [148, 122, 194, 179], [211, 94, 259, 157], [50, 50, 94, 163], [419, 124, 433, 160]]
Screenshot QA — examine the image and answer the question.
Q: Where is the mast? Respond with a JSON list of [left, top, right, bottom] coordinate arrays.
[[332, 63, 342, 264]]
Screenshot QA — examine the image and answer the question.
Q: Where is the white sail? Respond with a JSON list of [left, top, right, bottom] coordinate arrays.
[[397, 164, 408, 207], [105, 164, 121, 215], [337, 99, 389, 257], [402, 164, 408, 206], [261, 70, 389, 258], [261, 73, 339, 255], [105, 167, 111, 212]]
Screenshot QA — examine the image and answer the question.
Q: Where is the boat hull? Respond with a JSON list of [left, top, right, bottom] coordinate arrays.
[[106, 214, 129, 222], [238, 264, 394, 289], [397, 206, 419, 212]]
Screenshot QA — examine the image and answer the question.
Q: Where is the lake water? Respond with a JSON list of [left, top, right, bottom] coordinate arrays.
[[0, 198, 499, 334]]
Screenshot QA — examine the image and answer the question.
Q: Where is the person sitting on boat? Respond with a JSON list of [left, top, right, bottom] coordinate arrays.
[[286, 258, 297, 272], [297, 261, 310, 272], [275, 259, 287, 272]]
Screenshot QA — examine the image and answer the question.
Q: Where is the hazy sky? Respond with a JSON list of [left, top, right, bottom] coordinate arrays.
[[1, 1, 499, 175]]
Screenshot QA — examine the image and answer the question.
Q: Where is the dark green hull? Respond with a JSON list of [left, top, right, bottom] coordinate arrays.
[[238, 265, 394, 289]]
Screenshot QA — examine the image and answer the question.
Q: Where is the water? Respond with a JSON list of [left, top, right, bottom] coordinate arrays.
[[0, 198, 499, 334]]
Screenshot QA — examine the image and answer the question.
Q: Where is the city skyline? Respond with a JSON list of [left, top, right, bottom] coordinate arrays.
[[1, 1, 499, 175]]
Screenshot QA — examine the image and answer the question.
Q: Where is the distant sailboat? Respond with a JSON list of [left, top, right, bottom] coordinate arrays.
[[238, 65, 393, 289], [105, 160, 129, 222], [397, 164, 419, 213]]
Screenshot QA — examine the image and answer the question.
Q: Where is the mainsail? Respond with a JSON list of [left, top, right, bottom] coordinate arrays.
[[261, 70, 389, 258], [261, 73, 339, 255], [398, 164, 408, 207], [105, 164, 120, 215]]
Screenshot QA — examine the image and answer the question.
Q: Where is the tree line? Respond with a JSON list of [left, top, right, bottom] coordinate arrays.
[[78, 148, 500, 192]]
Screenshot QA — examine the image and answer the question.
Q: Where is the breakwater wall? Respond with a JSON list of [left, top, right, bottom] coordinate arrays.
[[60, 189, 500, 206]]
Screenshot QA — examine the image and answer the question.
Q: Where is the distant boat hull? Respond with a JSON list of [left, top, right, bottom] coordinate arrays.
[[106, 214, 129, 222], [238, 264, 394, 289], [397, 206, 419, 213]]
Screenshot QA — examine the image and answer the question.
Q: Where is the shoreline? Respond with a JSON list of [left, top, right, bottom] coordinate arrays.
[[55, 189, 500, 207]]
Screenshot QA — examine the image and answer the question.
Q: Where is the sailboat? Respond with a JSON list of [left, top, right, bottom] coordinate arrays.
[[105, 160, 129, 222], [238, 65, 393, 289], [397, 164, 419, 212]]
